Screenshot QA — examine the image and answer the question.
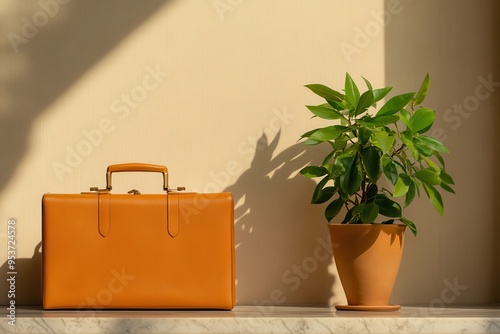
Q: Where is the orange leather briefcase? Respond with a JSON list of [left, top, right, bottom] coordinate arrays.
[[42, 163, 235, 310]]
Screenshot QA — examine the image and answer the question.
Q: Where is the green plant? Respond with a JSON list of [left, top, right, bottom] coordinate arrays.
[[299, 73, 455, 236]]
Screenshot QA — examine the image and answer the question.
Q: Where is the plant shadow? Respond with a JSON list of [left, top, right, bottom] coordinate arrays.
[[225, 130, 336, 306]]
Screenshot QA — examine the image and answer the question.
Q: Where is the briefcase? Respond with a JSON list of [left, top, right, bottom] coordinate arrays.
[[42, 163, 235, 310]]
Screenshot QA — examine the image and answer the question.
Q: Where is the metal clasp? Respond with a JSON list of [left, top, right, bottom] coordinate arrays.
[[167, 187, 186, 192], [90, 187, 109, 192]]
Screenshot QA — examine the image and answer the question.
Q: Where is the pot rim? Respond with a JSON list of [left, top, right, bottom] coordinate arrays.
[[328, 223, 406, 228]]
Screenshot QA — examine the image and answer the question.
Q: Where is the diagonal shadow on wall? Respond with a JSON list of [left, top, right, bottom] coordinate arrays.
[[0, 0, 172, 306], [0, 0, 171, 194], [224, 130, 336, 306]]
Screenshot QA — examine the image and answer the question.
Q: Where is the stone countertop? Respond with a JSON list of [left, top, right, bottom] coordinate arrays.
[[1, 305, 500, 333]]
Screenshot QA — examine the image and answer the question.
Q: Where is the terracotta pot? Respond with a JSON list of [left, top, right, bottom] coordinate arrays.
[[329, 224, 406, 311]]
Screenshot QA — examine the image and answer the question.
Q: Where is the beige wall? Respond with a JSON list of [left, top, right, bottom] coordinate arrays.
[[385, 0, 500, 306], [0, 0, 497, 307]]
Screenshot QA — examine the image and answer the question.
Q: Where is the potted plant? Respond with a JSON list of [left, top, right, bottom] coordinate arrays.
[[300, 73, 454, 311]]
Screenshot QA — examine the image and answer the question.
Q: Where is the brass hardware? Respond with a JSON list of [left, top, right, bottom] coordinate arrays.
[[106, 171, 169, 191], [91, 185, 184, 193], [163, 172, 169, 191], [106, 172, 112, 190], [90, 187, 109, 192], [167, 186, 186, 192]]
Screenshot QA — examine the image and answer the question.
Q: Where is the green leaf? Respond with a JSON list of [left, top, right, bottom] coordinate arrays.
[[372, 87, 393, 104], [331, 154, 355, 179], [330, 138, 348, 154], [411, 175, 421, 197], [321, 150, 336, 166], [327, 99, 346, 111], [358, 126, 372, 145], [348, 165, 363, 195], [414, 73, 430, 106], [310, 125, 349, 142], [300, 166, 329, 178], [355, 90, 374, 116], [325, 198, 345, 221], [414, 141, 434, 157], [440, 169, 455, 185], [382, 155, 398, 185], [311, 176, 337, 204], [409, 108, 435, 134], [398, 108, 412, 128], [400, 217, 417, 236], [404, 180, 416, 207], [358, 115, 399, 126], [361, 146, 381, 183], [306, 105, 343, 120], [311, 176, 330, 204], [415, 135, 449, 153], [372, 131, 395, 154], [401, 131, 419, 159], [304, 138, 321, 145], [362, 76, 373, 91], [366, 184, 378, 200], [344, 142, 360, 155], [340, 155, 362, 195], [345, 73, 360, 107], [360, 201, 379, 223], [415, 169, 441, 185], [352, 203, 364, 216], [422, 155, 440, 172], [440, 182, 455, 194], [341, 207, 358, 224], [394, 173, 411, 197], [423, 183, 444, 215], [305, 84, 343, 102], [300, 128, 319, 139], [377, 92, 415, 116], [375, 194, 402, 218], [434, 151, 446, 168]]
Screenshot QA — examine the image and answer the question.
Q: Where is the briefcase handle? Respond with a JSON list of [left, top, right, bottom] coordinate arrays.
[[106, 163, 169, 191]]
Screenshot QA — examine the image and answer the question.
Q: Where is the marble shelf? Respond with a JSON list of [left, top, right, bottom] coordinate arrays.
[[1, 305, 500, 334]]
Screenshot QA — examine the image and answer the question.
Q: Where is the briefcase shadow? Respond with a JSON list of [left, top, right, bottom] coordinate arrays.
[[1, 242, 42, 306]]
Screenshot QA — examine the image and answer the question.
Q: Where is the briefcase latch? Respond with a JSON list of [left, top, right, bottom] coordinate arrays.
[[89, 187, 109, 192], [167, 187, 186, 192]]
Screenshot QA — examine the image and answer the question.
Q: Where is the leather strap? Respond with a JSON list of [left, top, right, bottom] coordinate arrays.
[[97, 192, 179, 238], [167, 193, 179, 238], [98, 192, 111, 237]]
